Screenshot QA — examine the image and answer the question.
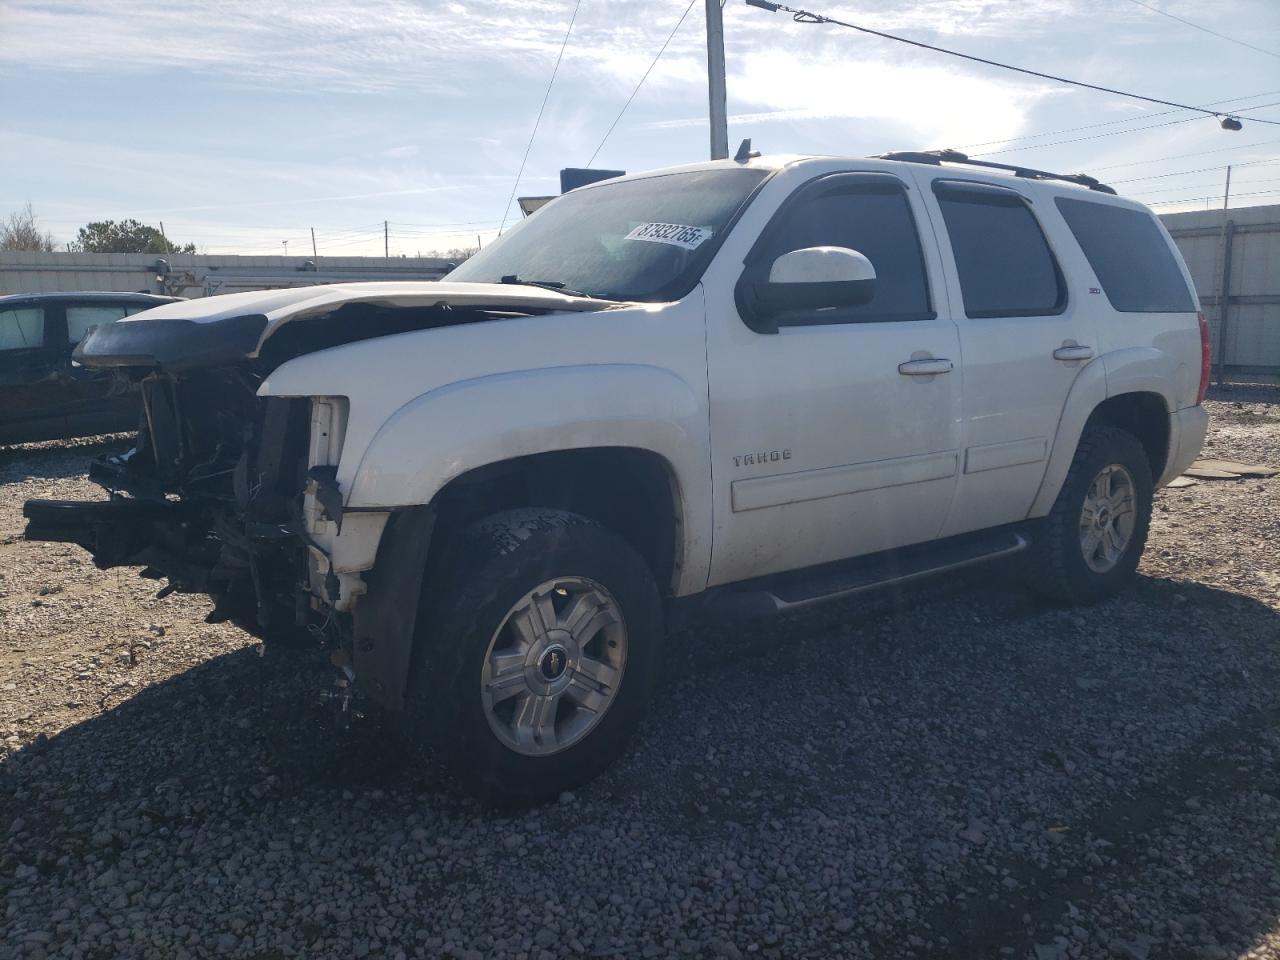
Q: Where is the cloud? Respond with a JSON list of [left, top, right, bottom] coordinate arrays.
[[0, 0, 1094, 95], [6, 0, 1276, 247], [641, 49, 1053, 151]]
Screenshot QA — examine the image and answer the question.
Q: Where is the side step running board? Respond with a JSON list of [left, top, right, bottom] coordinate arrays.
[[701, 529, 1031, 619]]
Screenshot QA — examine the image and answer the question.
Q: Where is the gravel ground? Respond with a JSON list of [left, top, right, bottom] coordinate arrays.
[[2, 386, 1279, 960]]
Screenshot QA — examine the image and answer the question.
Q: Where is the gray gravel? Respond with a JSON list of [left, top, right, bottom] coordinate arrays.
[[3, 386, 1279, 960]]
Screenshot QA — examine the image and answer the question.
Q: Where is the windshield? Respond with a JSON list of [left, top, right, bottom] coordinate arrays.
[[448, 168, 769, 302]]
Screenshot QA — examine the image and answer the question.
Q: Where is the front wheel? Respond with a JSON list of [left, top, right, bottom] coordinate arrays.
[[1025, 424, 1154, 604], [404, 508, 661, 805]]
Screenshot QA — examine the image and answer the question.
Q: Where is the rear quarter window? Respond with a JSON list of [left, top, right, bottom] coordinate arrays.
[[1054, 198, 1195, 313], [0, 308, 45, 351]]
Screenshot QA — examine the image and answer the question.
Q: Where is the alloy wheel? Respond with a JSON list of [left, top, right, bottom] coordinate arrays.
[[1079, 463, 1137, 574], [479, 577, 628, 756]]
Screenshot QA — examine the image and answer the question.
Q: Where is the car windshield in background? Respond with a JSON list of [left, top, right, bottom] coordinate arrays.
[[448, 168, 769, 302]]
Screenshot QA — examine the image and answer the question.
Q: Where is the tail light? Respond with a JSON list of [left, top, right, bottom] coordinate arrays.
[[1196, 312, 1211, 405]]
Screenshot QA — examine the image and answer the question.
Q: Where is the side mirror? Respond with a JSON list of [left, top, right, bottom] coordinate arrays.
[[745, 247, 877, 330]]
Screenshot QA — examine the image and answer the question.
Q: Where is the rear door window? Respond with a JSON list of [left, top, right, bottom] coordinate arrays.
[[1055, 198, 1195, 313], [934, 180, 1066, 318], [0, 308, 45, 351], [66, 305, 130, 344]]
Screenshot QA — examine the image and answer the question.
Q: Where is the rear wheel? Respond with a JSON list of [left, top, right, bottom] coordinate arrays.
[[1025, 424, 1153, 604], [404, 508, 661, 805]]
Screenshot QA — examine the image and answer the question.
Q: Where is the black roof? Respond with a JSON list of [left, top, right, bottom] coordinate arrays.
[[0, 291, 182, 307]]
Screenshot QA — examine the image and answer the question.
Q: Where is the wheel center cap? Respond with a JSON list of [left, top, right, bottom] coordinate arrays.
[[1096, 506, 1111, 528], [538, 644, 568, 681]]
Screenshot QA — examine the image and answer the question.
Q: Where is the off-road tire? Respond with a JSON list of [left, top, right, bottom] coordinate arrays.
[[1025, 424, 1154, 604], [404, 508, 661, 805]]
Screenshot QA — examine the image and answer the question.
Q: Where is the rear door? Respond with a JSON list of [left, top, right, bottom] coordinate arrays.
[[705, 170, 963, 586], [0, 303, 62, 444], [913, 176, 1098, 536]]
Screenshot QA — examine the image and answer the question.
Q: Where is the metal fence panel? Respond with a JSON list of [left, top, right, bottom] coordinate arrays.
[[1162, 204, 1280, 381]]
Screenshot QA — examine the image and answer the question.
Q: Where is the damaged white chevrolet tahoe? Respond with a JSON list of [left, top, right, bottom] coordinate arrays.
[[24, 149, 1210, 802]]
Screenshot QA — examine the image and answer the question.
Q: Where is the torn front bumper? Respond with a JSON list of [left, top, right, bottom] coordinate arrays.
[[22, 496, 216, 595]]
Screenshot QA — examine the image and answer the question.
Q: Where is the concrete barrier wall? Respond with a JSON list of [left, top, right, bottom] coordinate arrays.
[[0, 251, 454, 298]]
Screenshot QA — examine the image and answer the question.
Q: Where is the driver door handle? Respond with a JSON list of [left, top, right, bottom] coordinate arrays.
[[1053, 345, 1095, 361], [898, 358, 954, 376]]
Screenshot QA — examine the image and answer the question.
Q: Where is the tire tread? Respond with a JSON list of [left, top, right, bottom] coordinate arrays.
[[1026, 423, 1153, 604]]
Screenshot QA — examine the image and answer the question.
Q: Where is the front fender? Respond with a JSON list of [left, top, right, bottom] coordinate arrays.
[[347, 363, 703, 509]]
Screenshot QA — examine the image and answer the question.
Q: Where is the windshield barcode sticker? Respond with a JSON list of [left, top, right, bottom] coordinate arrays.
[[624, 222, 712, 250]]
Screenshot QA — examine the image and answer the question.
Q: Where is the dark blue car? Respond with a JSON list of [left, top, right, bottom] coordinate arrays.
[[0, 291, 179, 445]]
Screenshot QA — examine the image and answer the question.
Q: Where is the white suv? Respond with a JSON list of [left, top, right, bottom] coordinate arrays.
[[25, 148, 1209, 802]]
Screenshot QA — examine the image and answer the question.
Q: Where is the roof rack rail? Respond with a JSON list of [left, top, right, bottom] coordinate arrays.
[[874, 148, 1117, 195]]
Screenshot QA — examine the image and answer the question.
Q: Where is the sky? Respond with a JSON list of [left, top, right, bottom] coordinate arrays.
[[1, 0, 1278, 257]]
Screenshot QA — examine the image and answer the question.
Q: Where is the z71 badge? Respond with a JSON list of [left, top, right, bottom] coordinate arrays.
[[733, 449, 791, 468]]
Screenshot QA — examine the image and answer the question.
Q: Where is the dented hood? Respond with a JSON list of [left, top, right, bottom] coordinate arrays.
[[76, 281, 613, 372]]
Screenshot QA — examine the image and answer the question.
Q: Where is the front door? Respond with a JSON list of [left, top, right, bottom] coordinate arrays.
[[910, 175, 1098, 537], [704, 170, 963, 588]]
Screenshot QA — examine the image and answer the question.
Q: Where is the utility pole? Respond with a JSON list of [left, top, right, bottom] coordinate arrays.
[[311, 227, 318, 258], [158, 221, 172, 254], [705, 0, 729, 160], [1213, 166, 1234, 385], [384, 220, 390, 258]]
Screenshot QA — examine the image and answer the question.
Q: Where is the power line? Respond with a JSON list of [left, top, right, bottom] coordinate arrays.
[[396, 218, 505, 229], [1087, 139, 1280, 171], [1121, 0, 1280, 60], [954, 90, 1280, 152], [1127, 177, 1280, 196], [1111, 157, 1280, 184], [974, 115, 1199, 157], [972, 101, 1280, 157], [498, 0, 582, 235], [1147, 188, 1280, 206], [586, 0, 699, 167], [964, 98, 1280, 157], [310, 234, 386, 250], [742, 0, 1280, 127]]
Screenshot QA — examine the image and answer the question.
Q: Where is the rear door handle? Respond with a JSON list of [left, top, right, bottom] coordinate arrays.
[[898, 358, 954, 376], [1053, 345, 1095, 361]]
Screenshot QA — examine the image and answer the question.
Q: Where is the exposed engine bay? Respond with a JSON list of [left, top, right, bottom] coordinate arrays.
[[28, 370, 313, 634], [22, 294, 596, 660]]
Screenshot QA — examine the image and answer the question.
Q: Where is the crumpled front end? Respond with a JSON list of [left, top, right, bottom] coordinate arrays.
[[22, 281, 616, 709], [24, 369, 326, 636]]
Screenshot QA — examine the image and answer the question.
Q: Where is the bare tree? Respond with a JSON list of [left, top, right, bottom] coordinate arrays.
[[422, 247, 477, 261], [0, 204, 57, 252]]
